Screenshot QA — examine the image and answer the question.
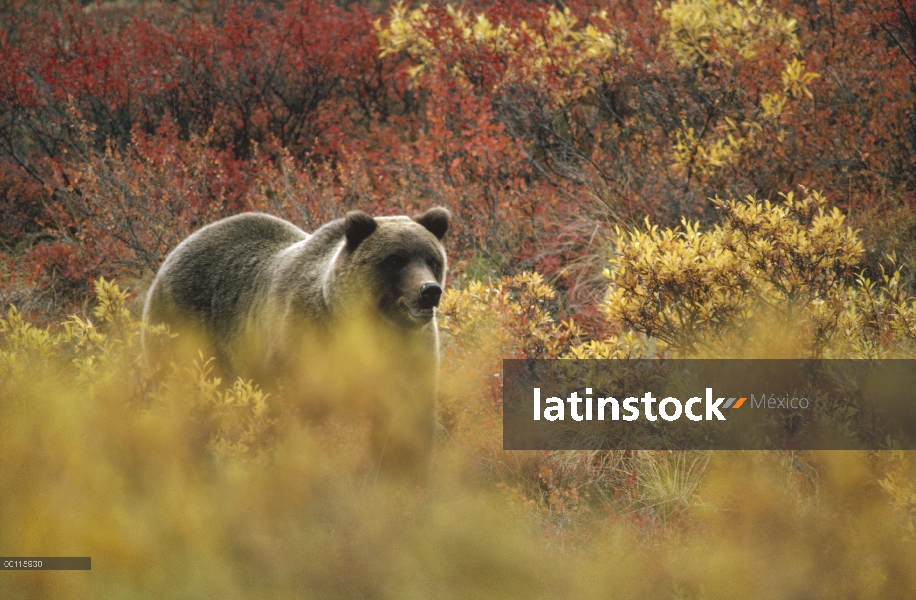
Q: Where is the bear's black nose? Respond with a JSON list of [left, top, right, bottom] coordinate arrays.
[[418, 282, 442, 309]]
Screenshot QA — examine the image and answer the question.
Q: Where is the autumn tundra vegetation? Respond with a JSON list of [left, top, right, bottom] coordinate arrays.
[[3, 0, 916, 597]]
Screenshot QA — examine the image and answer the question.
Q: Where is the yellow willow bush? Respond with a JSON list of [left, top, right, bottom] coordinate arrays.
[[661, 0, 819, 176], [603, 190, 916, 358], [436, 274, 633, 536], [6, 217, 916, 596], [437, 274, 579, 506], [435, 192, 916, 535], [0, 279, 278, 462], [660, 0, 800, 69], [1, 278, 141, 385], [0, 279, 585, 598], [376, 2, 627, 98], [438, 271, 583, 361], [439, 280, 916, 554]]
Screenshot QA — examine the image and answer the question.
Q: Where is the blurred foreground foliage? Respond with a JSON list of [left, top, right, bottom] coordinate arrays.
[[5, 194, 916, 597]]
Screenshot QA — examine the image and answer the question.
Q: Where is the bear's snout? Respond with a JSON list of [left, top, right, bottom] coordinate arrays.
[[418, 282, 442, 309]]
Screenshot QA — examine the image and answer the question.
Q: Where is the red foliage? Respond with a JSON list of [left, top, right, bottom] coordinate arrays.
[[0, 0, 914, 330]]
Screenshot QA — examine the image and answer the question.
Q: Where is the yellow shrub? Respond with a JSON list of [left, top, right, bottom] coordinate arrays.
[[439, 271, 582, 360], [376, 2, 627, 98], [602, 190, 916, 358], [2, 269, 916, 596], [661, 0, 819, 177], [660, 0, 799, 68]]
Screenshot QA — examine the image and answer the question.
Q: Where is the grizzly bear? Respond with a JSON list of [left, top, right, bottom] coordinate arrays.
[[142, 207, 451, 479]]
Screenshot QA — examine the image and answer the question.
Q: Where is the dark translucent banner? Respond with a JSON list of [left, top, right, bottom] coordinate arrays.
[[503, 360, 916, 450]]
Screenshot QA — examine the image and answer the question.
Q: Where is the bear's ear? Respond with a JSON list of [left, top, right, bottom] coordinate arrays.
[[414, 207, 451, 240], [344, 211, 377, 250]]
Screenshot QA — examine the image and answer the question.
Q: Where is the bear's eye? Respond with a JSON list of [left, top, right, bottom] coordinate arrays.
[[385, 254, 408, 269]]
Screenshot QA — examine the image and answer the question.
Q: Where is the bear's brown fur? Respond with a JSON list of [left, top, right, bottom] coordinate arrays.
[[143, 207, 451, 479]]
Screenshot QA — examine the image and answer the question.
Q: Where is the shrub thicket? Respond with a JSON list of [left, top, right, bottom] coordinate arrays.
[[4, 1, 916, 597]]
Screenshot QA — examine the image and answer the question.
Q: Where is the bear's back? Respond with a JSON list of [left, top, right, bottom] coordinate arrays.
[[148, 213, 309, 332]]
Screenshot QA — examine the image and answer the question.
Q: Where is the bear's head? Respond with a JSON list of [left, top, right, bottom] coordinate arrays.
[[328, 207, 450, 330]]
